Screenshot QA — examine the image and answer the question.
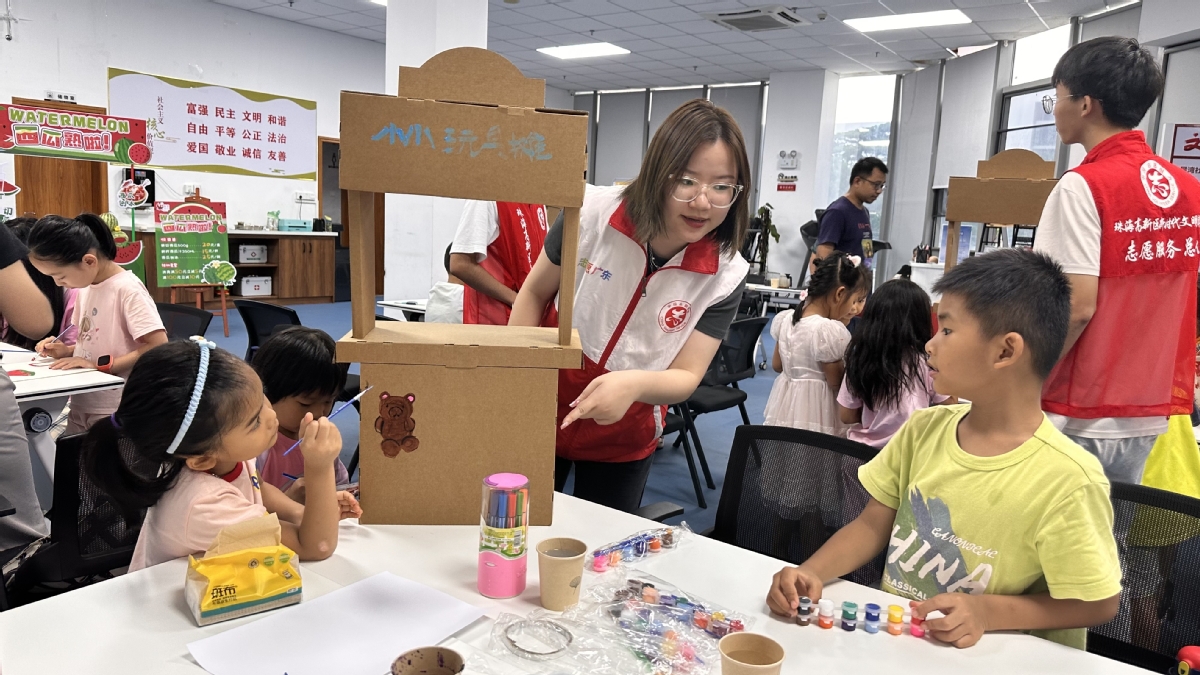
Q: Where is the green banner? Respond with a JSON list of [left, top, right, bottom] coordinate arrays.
[[153, 201, 235, 287]]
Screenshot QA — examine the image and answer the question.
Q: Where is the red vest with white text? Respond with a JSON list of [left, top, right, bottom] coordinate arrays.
[[557, 185, 749, 463], [463, 202, 557, 327], [1043, 131, 1200, 419]]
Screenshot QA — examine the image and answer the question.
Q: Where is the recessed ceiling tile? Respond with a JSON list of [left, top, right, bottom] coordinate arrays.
[[339, 26, 386, 42], [506, 37, 552, 49], [678, 44, 736, 58], [248, 4, 316, 21], [297, 15, 357, 31], [594, 11, 661, 28], [627, 23, 686, 38], [512, 5, 582, 21], [731, 40, 780, 53], [552, 17, 615, 32], [488, 24, 534, 40], [960, 4, 1038, 21], [555, 0, 627, 15], [636, 6, 704, 23], [671, 19, 729, 35], [702, 29, 763, 44], [758, 35, 822, 49], [655, 35, 709, 48], [610, 0, 678, 9], [919, 23, 989, 38], [830, 2, 901, 20], [588, 27, 642, 42]]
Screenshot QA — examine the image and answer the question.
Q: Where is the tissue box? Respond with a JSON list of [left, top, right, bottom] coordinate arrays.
[[238, 245, 268, 263], [239, 276, 272, 297], [185, 514, 302, 626]]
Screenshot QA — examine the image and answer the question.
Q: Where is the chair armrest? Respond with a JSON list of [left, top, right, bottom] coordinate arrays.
[[0, 494, 14, 518], [635, 501, 684, 523]]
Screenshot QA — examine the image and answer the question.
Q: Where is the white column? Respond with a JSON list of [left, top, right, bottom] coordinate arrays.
[[757, 70, 839, 278], [383, 0, 488, 302]]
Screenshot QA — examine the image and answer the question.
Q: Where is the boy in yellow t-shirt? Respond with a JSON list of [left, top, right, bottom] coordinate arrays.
[[766, 249, 1121, 649]]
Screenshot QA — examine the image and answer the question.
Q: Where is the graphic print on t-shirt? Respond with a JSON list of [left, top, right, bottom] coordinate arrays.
[[882, 487, 997, 601]]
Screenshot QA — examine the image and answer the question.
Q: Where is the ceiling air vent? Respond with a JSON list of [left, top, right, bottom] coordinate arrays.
[[703, 5, 811, 32]]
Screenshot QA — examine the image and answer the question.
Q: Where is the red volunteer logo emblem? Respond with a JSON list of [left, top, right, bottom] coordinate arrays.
[[1141, 159, 1178, 208], [658, 301, 691, 333]]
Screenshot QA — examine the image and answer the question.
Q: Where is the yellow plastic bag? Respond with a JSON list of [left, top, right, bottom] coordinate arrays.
[[185, 513, 303, 626]]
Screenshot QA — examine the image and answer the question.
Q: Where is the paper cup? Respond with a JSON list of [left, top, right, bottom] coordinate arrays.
[[391, 646, 465, 675], [719, 632, 785, 675], [536, 537, 587, 611]]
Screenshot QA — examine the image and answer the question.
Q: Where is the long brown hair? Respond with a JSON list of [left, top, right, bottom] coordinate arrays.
[[622, 99, 751, 256]]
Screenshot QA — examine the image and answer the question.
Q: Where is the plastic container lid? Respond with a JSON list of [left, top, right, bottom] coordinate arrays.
[[818, 599, 835, 615], [484, 473, 529, 489]]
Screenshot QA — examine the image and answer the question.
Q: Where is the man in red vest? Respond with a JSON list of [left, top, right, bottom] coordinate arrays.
[[449, 201, 557, 326], [1036, 37, 1200, 484]]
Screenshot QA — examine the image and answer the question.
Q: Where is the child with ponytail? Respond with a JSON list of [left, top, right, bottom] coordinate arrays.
[[27, 213, 167, 432], [84, 338, 361, 571], [763, 252, 868, 434]]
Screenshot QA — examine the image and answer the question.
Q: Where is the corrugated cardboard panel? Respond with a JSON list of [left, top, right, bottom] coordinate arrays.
[[398, 47, 545, 109], [976, 148, 1055, 180], [945, 176, 1057, 225], [339, 92, 587, 207], [337, 322, 582, 369], [358, 363, 557, 525]]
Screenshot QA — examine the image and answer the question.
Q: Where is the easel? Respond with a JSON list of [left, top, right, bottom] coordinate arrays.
[[167, 189, 230, 337], [942, 149, 1058, 273], [337, 48, 588, 526]]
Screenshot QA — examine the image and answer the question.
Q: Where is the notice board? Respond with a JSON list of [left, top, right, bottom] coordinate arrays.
[[153, 201, 235, 287]]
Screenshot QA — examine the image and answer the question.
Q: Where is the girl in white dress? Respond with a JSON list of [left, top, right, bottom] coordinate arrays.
[[764, 253, 868, 435]]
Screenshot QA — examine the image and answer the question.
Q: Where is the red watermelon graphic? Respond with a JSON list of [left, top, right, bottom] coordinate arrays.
[[0, 180, 18, 197], [114, 241, 143, 265], [127, 142, 152, 164]]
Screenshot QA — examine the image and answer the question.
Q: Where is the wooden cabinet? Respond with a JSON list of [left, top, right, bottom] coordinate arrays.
[[276, 237, 334, 299]]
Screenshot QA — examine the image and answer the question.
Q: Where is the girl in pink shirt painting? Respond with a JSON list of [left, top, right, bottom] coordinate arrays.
[[27, 213, 168, 433], [82, 338, 361, 571], [837, 279, 955, 448]]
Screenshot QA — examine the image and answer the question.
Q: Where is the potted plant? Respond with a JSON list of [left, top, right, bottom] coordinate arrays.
[[755, 203, 780, 274]]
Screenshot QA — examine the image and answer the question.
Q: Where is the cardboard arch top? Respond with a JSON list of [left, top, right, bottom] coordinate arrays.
[[399, 47, 545, 109], [976, 148, 1056, 180]]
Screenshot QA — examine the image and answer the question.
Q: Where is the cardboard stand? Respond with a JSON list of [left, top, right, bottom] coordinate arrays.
[[337, 48, 588, 526], [942, 149, 1058, 272]]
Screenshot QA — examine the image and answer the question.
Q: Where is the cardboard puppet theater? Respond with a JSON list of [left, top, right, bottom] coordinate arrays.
[[337, 48, 587, 526], [942, 148, 1058, 271]]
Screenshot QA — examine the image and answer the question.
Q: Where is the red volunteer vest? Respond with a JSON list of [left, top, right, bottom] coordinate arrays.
[[462, 202, 557, 327], [1043, 131, 1200, 419]]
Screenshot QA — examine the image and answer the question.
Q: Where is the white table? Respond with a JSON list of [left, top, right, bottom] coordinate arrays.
[[0, 495, 1143, 674], [377, 299, 427, 322], [5, 346, 123, 506]]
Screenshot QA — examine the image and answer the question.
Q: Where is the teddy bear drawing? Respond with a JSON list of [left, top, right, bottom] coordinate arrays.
[[375, 391, 419, 457]]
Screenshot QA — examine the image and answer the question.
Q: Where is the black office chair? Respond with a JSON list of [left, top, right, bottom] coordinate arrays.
[[156, 302, 213, 341], [674, 317, 769, 497], [233, 300, 301, 362], [711, 425, 884, 587], [2, 434, 145, 610], [1087, 483, 1200, 672]]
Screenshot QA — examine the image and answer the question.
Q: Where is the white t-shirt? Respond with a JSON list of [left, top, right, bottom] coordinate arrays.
[[1035, 172, 1169, 439], [450, 200, 500, 262]]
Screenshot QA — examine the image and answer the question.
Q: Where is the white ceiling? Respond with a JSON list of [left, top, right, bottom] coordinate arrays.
[[212, 0, 1120, 90]]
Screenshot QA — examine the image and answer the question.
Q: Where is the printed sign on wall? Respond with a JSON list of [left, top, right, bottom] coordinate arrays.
[[1170, 124, 1200, 178], [108, 68, 316, 180], [154, 201, 236, 288], [0, 104, 149, 164]]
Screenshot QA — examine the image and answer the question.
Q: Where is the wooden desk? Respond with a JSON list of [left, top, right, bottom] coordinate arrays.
[[135, 230, 339, 309]]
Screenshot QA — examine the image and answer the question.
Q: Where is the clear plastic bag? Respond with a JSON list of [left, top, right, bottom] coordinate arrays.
[[578, 571, 754, 640], [588, 523, 692, 573], [485, 611, 646, 675]]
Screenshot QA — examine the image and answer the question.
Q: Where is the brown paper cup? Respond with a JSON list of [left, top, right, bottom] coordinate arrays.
[[391, 646, 464, 675], [719, 632, 785, 675], [536, 537, 587, 611]]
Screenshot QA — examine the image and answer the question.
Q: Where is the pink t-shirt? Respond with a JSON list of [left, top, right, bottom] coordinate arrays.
[[255, 431, 350, 492], [70, 270, 164, 414], [837, 360, 950, 448], [129, 459, 267, 571]]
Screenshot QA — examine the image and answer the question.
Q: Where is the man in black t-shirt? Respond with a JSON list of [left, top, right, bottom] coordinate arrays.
[[816, 157, 887, 270]]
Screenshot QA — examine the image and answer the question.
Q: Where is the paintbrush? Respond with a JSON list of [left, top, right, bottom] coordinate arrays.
[[281, 385, 373, 456]]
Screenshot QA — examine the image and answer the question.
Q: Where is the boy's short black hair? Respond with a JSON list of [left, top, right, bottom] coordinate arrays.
[[850, 157, 888, 186], [933, 249, 1070, 379], [252, 326, 348, 403], [1051, 36, 1163, 130]]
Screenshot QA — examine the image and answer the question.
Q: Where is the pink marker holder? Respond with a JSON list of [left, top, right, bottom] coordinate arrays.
[[477, 473, 529, 599]]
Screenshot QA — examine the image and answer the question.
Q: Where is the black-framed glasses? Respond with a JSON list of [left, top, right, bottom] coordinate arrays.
[[670, 175, 744, 208]]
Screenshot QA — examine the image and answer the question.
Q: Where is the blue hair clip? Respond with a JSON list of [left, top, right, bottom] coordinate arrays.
[[166, 336, 217, 455]]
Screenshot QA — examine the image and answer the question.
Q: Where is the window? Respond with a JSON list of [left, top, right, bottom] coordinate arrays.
[[996, 87, 1059, 161], [1012, 25, 1071, 86], [825, 75, 897, 230]]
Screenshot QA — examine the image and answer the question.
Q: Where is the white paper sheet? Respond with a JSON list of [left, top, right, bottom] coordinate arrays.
[[187, 571, 486, 675]]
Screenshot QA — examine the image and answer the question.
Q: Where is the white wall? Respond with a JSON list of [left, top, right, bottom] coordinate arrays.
[[1140, 0, 1200, 46], [0, 0, 383, 226], [593, 90, 648, 187], [883, 64, 942, 280], [933, 46, 999, 188], [756, 70, 839, 278], [544, 85, 573, 111], [383, 0, 488, 301]]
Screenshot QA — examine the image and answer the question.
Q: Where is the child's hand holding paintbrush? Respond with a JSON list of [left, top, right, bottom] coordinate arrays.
[[35, 325, 75, 359]]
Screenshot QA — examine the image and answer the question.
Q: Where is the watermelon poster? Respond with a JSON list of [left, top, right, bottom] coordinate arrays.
[[153, 201, 235, 288], [107, 68, 316, 180], [0, 104, 150, 164], [100, 213, 146, 283]]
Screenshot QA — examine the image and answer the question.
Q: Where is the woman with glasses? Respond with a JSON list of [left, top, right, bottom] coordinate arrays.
[[510, 99, 751, 513]]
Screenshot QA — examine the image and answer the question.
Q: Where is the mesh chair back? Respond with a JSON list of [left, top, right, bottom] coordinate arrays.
[[157, 302, 213, 341], [1087, 483, 1200, 672], [233, 300, 301, 360], [706, 317, 768, 386], [23, 434, 144, 582], [713, 425, 883, 587]]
